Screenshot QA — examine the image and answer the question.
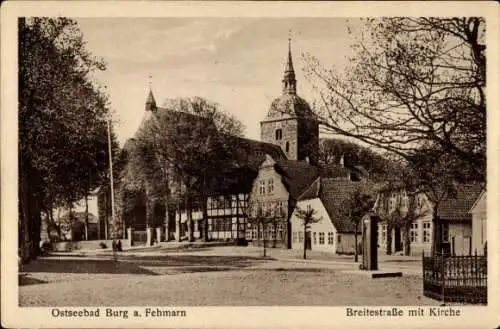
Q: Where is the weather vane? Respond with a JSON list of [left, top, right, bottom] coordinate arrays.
[[148, 74, 153, 88]]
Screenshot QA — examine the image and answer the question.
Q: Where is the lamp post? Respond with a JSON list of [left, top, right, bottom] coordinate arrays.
[[106, 114, 117, 240]]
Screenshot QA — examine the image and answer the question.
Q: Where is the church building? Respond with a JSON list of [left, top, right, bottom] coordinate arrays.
[[119, 38, 359, 248]]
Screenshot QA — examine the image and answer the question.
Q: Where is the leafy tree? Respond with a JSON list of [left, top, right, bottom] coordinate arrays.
[[294, 206, 322, 260], [341, 184, 375, 262], [304, 17, 485, 182], [318, 138, 396, 181], [125, 97, 240, 243], [19, 17, 113, 258], [162, 97, 246, 137]]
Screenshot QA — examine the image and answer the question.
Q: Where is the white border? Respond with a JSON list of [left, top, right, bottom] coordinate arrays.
[[2, 2, 499, 328]]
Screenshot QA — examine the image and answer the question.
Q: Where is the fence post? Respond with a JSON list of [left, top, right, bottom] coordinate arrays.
[[441, 251, 445, 304]]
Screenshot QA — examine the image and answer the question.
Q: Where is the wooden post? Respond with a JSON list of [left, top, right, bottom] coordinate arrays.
[[441, 251, 445, 304]]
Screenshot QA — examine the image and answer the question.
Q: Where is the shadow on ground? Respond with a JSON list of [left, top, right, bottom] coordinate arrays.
[[20, 254, 273, 280], [18, 275, 47, 286], [21, 258, 159, 275]]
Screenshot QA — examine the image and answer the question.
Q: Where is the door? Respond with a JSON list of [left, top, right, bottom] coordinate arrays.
[[305, 231, 312, 250], [394, 227, 402, 252]]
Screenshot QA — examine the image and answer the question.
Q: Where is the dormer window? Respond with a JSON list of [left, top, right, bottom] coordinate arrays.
[[275, 129, 282, 140]]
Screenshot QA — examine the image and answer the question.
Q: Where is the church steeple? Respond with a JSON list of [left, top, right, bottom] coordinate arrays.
[[282, 33, 297, 95], [145, 75, 157, 112]]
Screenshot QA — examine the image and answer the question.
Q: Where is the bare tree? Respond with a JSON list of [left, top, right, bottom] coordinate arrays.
[[245, 201, 281, 258], [304, 17, 485, 181], [294, 206, 322, 260]]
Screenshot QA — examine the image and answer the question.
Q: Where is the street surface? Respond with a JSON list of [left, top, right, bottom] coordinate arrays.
[[19, 244, 439, 306]]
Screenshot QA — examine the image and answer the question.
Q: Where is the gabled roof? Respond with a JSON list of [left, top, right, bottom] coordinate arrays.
[[275, 160, 320, 199], [299, 177, 373, 233], [437, 183, 484, 221], [469, 189, 486, 214]]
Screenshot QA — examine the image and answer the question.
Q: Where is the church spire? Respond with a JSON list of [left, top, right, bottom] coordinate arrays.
[[145, 75, 157, 112], [282, 31, 297, 95]]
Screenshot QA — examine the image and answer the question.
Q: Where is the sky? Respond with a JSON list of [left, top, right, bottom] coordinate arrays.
[[76, 18, 358, 145]]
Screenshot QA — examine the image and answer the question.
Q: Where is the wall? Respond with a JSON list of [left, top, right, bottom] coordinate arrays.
[[261, 118, 298, 160], [448, 222, 473, 255], [290, 198, 340, 254], [248, 155, 290, 247], [471, 191, 487, 255], [377, 213, 434, 256]]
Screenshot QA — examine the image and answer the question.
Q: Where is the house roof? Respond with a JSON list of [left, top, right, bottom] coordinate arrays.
[[275, 160, 320, 199], [469, 189, 486, 214], [321, 179, 368, 233], [299, 177, 372, 233], [437, 183, 484, 221]]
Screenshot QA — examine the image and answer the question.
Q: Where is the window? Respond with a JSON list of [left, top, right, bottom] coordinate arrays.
[[410, 223, 419, 243], [275, 129, 282, 140], [271, 228, 276, 240], [267, 179, 274, 194], [337, 234, 341, 244], [259, 180, 266, 194], [328, 232, 334, 245], [423, 222, 431, 243], [298, 231, 304, 243], [277, 201, 284, 217], [417, 194, 422, 208], [441, 223, 449, 243], [319, 232, 325, 245], [380, 224, 387, 244], [313, 232, 317, 245], [285, 141, 290, 153]]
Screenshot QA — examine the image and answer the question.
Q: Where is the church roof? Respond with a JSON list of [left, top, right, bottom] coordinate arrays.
[[146, 89, 156, 105], [206, 136, 287, 195], [265, 94, 316, 121], [262, 37, 316, 121]]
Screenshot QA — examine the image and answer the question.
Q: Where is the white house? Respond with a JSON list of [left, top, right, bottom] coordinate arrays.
[[470, 189, 486, 255], [290, 177, 364, 254]]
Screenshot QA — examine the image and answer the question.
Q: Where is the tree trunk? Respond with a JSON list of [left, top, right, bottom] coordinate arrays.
[[164, 198, 170, 242], [303, 223, 307, 260], [386, 223, 392, 255], [186, 196, 194, 242], [176, 205, 182, 242], [84, 194, 89, 240], [404, 225, 411, 256], [431, 208, 440, 256], [202, 194, 209, 242], [263, 223, 267, 257], [354, 221, 358, 262]]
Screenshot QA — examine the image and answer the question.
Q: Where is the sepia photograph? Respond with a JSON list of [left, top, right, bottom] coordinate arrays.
[[2, 1, 499, 328]]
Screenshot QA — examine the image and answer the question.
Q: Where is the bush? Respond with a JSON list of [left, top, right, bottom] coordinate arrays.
[[99, 242, 107, 249]]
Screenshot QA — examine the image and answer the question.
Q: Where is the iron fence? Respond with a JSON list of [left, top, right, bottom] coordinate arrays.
[[423, 252, 487, 304]]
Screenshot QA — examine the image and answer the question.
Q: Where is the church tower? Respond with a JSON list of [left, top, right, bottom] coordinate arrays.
[[260, 37, 319, 164], [145, 88, 157, 112]]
